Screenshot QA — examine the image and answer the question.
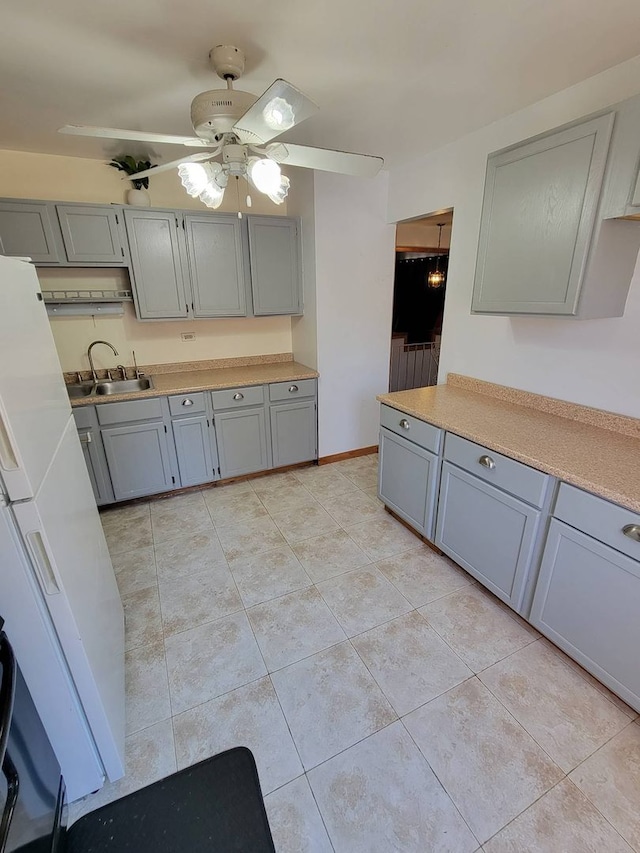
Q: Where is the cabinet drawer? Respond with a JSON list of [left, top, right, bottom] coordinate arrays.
[[168, 392, 206, 416], [380, 404, 441, 454], [444, 433, 549, 507], [555, 482, 640, 562], [211, 385, 264, 410], [269, 378, 316, 402], [96, 397, 163, 425]]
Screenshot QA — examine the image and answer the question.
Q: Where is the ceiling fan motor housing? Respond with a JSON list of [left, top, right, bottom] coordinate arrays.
[[190, 88, 257, 139]]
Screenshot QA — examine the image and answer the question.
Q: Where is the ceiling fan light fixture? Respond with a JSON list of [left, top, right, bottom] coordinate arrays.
[[262, 97, 295, 132], [177, 162, 211, 197], [266, 174, 291, 205], [248, 157, 284, 195]]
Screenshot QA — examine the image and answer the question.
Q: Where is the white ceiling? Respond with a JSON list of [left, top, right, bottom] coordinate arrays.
[[3, 0, 640, 169]]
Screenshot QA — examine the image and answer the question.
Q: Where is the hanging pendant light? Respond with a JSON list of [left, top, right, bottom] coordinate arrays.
[[427, 223, 447, 289]]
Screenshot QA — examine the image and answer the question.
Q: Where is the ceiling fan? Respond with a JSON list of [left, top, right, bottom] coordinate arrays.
[[59, 45, 384, 209]]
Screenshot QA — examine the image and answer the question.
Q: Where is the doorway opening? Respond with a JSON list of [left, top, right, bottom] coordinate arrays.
[[389, 209, 453, 392]]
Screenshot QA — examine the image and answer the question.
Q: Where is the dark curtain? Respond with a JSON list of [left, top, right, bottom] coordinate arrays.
[[392, 255, 448, 344]]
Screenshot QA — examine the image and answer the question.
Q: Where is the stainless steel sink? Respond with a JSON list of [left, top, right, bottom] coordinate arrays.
[[95, 377, 154, 396], [67, 383, 96, 399]]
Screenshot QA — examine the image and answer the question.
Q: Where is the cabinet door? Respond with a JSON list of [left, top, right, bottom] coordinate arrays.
[[172, 415, 216, 487], [56, 205, 124, 264], [248, 216, 301, 315], [435, 462, 540, 609], [101, 422, 174, 500], [379, 427, 439, 539], [530, 519, 640, 712], [124, 209, 189, 319], [0, 201, 60, 262], [77, 427, 113, 506], [270, 401, 316, 468], [184, 214, 247, 317], [472, 113, 614, 316], [215, 408, 269, 479]]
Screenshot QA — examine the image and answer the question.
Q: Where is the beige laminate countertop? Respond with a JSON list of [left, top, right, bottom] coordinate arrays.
[[378, 383, 640, 514], [70, 360, 318, 407]]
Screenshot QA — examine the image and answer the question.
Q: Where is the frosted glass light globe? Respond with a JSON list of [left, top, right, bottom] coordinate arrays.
[[248, 158, 283, 195], [177, 162, 209, 197], [262, 97, 295, 132]]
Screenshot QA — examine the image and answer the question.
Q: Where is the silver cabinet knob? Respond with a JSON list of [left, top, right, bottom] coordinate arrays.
[[289, 385, 299, 393], [233, 392, 244, 401], [182, 398, 194, 407], [622, 523, 640, 542], [399, 419, 410, 430], [478, 455, 495, 469]]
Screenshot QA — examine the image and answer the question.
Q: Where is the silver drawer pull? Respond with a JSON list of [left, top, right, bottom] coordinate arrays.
[[622, 524, 640, 542], [233, 392, 244, 401], [399, 419, 410, 430], [182, 398, 194, 407], [79, 433, 92, 444], [478, 455, 495, 470], [288, 385, 299, 393]]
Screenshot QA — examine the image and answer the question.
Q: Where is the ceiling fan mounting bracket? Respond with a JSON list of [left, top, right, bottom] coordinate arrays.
[[209, 45, 246, 82]]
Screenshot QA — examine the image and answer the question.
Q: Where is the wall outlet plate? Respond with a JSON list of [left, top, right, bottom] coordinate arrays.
[[181, 332, 196, 341]]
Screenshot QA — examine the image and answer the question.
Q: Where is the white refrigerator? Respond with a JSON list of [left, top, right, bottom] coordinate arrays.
[[0, 255, 125, 802]]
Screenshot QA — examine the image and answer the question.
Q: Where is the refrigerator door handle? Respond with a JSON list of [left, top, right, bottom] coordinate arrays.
[[0, 751, 19, 849], [25, 531, 61, 596], [0, 409, 20, 473], [0, 631, 16, 767]]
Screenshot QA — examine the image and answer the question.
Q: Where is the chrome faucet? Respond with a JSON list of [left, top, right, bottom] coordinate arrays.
[[116, 365, 128, 381], [87, 340, 118, 382]]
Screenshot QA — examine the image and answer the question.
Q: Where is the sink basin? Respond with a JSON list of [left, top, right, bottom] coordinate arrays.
[[67, 383, 95, 399], [95, 377, 154, 396]]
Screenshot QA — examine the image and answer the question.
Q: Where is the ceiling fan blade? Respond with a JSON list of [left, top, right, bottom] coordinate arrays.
[[233, 79, 319, 144], [123, 152, 217, 182], [266, 143, 383, 178], [59, 125, 214, 148]]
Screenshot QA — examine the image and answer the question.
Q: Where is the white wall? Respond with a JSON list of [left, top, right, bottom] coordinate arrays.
[[307, 172, 396, 456], [388, 54, 640, 418], [289, 171, 318, 370]]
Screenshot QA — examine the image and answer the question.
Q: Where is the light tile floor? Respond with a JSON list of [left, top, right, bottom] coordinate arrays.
[[71, 453, 640, 852]]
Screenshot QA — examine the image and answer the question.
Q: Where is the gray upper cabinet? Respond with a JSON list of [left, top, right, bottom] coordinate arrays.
[[248, 216, 301, 315], [0, 201, 60, 262], [56, 205, 125, 265], [472, 113, 614, 317], [530, 519, 640, 712], [184, 214, 247, 317], [124, 209, 189, 319]]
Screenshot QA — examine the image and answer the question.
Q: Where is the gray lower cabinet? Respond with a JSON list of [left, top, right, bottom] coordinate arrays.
[[172, 415, 217, 487], [379, 427, 439, 538], [214, 407, 270, 479], [124, 209, 189, 319], [184, 214, 248, 317], [435, 461, 541, 610], [73, 407, 113, 506], [530, 519, 640, 711], [270, 400, 316, 467], [101, 421, 175, 500], [0, 201, 60, 262], [56, 205, 125, 265], [248, 216, 301, 315]]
